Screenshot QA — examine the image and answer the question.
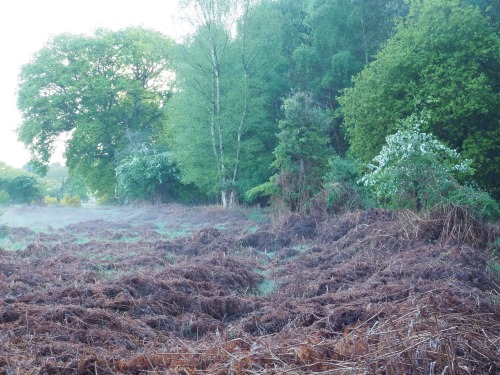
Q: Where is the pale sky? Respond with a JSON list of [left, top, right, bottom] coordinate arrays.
[[0, 0, 187, 168]]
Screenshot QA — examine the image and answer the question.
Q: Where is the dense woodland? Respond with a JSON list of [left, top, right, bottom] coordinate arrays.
[[6, 0, 500, 217]]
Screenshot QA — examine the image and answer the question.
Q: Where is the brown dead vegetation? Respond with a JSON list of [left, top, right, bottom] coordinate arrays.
[[0, 206, 498, 374]]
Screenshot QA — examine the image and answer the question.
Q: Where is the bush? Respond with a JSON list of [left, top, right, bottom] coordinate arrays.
[[61, 195, 81, 207], [116, 147, 181, 203], [271, 92, 331, 214], [6, 175, 44, 204], [322, 156, 374, 214], [444, 184, 500, 222], [360, 114, 474, 212], [43, 196, 59, 206]]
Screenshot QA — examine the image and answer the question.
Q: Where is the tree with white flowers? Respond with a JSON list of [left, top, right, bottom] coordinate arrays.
[[361, 114, 474, 212]]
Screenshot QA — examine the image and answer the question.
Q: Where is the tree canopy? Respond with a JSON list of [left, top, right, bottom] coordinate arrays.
[[340, 0, 500, 198], [17, 27, 174, 198], [15, 0, 499, 207]]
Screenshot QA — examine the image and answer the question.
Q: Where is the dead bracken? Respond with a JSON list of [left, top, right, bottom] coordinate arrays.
[[0, 205, 499, 374]]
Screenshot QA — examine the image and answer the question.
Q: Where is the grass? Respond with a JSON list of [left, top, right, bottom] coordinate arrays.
[[0, 238, 26, 251], [292, 243, 310, 253], [257, 279, 277, 295], [247, 207, 270, 223], [156, 222, 194, 238]]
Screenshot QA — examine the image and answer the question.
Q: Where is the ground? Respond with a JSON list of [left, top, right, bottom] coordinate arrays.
[[0, 204, 499, 374]]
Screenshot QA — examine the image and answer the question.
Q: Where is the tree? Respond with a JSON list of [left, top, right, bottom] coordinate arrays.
[[6, 175, 44, 204], [292, 0, 408, 154], [360, 114, 474, 211], [271, 92, 331, 214], [171, 0, 287, 207], [116, 146, 180, 203], [17, 27, 174, 198], [0, 162, 31, 205], [340, 0, 500, 198]]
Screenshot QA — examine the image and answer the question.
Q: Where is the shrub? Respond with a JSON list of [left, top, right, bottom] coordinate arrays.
[[322, 156, 374, 214], [61, 195, 81, 207], [116, 147, 181, 203], [6, 175, 44, 204], [43, 196, 59, 206], [360, 114, 474, 212], [444, 184, 499, 222], [272, 92, 331, 214]]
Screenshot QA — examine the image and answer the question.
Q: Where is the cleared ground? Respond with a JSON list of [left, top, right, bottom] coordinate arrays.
[[0, 205, 498, 374]]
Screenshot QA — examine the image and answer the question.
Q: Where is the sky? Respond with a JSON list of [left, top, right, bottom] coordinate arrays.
[[0, 0, 188, 169]]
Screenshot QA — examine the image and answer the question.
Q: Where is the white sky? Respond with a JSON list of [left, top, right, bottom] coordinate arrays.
[[0, 0, 188, 169]]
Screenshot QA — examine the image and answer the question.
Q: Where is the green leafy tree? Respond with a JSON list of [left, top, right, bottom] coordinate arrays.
[[360, 114, 474, 212], [17, 27, 174, 198], [6, 175, 44, 204], [116, 147, 180, 203], [340, 0, 500, 198], [292, 0, 408, 154], [272, 92, 331, 213], [171, 0, 288, 207], [0, 162, 32, 205]]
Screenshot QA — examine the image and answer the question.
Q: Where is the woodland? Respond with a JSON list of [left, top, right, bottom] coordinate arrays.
[[5, 0, 498, 214]]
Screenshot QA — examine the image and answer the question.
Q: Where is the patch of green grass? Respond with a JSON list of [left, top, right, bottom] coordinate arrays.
[[256, 279, 277, 295], [263, 250, 276, 260], [0, 225, 10, 238], [489, 261, 500, 274], [248, 208, 269, 223], [75, 236, 90, 244], [0, 237, 27, 251], [97, 265, 125, 280], [156, 223, 194, 239], [293, 243, 310, 253]]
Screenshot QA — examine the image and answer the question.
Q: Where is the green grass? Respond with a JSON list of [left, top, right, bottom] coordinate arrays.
[[256, 279, 277, 295], [247, 208, 269, 223], [156, 222, 194, 238], [293, 243, 310, 253], [0, 238, 26, 251]]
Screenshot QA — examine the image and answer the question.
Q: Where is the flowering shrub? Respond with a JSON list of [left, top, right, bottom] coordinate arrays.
[[361, 114, 474, 212]]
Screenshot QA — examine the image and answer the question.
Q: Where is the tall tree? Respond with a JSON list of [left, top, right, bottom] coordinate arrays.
[[272, 92, 331, 214], [171, 0, 293, 207], [17, 27, 174, 198], [292, 0, 408, 154], [340, 0, 500, 198]]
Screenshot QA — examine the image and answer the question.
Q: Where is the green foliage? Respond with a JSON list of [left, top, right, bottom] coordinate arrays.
[[61, 196, 81, 207], [43, 196, 58, 206], [0, 190, 10, 206], [5, 175, 44, 204], [245, 181, 278, 203], [41, 163, 87, 202], [340, 0, 500, 198], [292, 0, 407, 154], [360, 114, 474, 212], [272, 92, 331, 214], [116, 147, 181, 203], [170, 0, 310, 206], [444, 184, 500, 222], [17, 27, 174, 198], [323, 156, 373, 214]]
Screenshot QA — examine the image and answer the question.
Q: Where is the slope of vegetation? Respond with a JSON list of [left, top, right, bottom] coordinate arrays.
[[0, 206, 499, 374]]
